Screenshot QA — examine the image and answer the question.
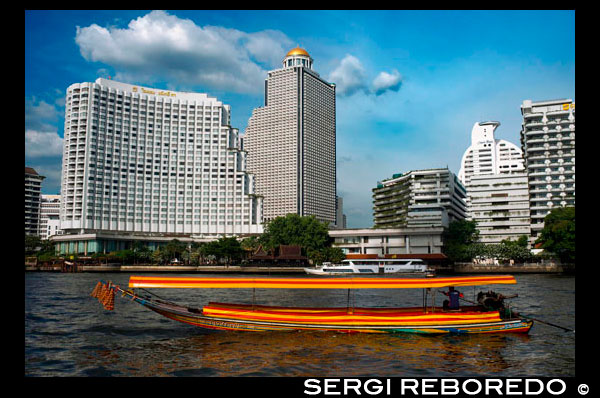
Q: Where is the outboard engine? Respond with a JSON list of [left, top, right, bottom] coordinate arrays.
[[477, 290, 518, 319], [477, 290, 506, 310]]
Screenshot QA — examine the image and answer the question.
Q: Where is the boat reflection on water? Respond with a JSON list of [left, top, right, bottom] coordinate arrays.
[[96, 329, 531, 377]]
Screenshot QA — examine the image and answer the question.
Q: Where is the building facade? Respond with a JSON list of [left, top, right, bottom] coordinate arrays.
[[330, 227, 445, 256], [54, 78, 262, 255], [520, 99, 575, 242], [372, 168, 467, 229], [458, 121, 525, 187], [468, 173, 531, 245], [332, 196, 347, 229], [39, 194, 62, 240], [458, 121, 530, 244], [243, 47, 336, 224], [25, 167, 45, 236]]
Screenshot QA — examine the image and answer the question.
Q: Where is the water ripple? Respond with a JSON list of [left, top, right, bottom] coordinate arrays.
[[25, 272, 575, 377]]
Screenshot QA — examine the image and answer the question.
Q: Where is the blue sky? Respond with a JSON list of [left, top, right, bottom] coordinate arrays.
[[25, 10, 575, 228]]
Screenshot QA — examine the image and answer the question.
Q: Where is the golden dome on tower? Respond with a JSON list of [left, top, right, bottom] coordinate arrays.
[[285, 47, 310, 58]]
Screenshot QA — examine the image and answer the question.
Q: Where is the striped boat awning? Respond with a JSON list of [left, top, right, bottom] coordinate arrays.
[[128, 275, 517, 289]]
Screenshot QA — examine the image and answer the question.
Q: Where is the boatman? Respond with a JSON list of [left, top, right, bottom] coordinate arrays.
[[440, 286, 464, 311]]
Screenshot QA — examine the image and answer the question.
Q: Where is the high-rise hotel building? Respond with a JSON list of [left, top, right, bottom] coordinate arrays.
[[243, 47, 336, 224], [54, 78, 262, 255], [520, 99, 575, 242]]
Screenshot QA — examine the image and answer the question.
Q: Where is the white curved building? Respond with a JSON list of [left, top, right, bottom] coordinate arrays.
[[458, 121, 525, 186], [458, 121, 530, 245]]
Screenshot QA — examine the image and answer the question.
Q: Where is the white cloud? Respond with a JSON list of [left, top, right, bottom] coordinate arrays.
[[25, 129, 64, 158], [328, 54, 368, 97], [75, 10, 293, 94], [28, 162, 63, 194], [372, 69, 402, 95], [25, 98, 61, 131], [328, 55, 403, 98]]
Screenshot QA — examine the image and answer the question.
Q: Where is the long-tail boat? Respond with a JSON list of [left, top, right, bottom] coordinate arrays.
[[91, 275, 533, 334]]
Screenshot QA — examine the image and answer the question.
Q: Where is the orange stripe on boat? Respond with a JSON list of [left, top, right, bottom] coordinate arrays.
[[128, 275, 517, 289]]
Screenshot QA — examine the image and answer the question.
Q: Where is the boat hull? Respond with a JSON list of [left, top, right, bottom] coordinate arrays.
[[119, 289, 532, 334]]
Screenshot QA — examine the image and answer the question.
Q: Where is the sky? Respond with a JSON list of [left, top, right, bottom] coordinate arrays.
[[25, 10, 575, 228]]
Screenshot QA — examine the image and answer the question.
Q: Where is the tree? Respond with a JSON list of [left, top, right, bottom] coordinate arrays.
[[217, 236, 244, 265], [25, 234, 42, 255], [443, 220, 480, 262], [131, 241, 152, 264], [240, 236, 260, 252], [260, 214, 331, 253], [307, 246, 346, 265], [151, 247, 164, 265], [536, 206, 575, 263], [163, 239, 187, 263]]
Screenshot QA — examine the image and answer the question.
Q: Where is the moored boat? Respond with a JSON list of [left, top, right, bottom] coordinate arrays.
[[92, 275, 533, 334], [304, 258, 435, 276]]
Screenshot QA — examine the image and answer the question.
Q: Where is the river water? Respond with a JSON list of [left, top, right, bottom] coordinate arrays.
[[24, 272, 575, 377]]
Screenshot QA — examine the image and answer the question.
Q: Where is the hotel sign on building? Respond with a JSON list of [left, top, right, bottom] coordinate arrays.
[[53, 78, 263, 255]]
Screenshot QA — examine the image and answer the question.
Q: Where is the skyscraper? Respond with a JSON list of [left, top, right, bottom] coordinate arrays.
[[54, 78, 262, 255], [520, 99, 575, 242], [243, 47, 336, 224]]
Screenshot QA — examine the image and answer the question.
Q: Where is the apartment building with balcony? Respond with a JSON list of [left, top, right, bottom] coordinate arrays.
[[25, 167, 45, 236], [244, 47, 336, 225], [458, 120, 530, 245], [468, 173, 531, 245], [52, 78, 263, 255], [458, 121, 525, 187], [372, 168, 467, 229], [520, 99, 575, 242], [39, 194, 62, 240], [330, 227, 445, 257]]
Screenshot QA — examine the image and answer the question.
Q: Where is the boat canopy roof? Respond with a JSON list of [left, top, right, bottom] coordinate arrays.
[[128, 275, 517, 289]]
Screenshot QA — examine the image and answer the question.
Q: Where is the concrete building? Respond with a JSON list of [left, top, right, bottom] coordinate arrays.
[[243, 47, 336, 224], [468, 173, 531, 245], [329, 227, 447, 265], [332, 196, 347, 229], [458, 121, 530, 245], [372, 168, 467, 229], [520, 99, 575, 242], [458, 121, 525, 187], [25, 167, 45, 236], [39, 194, 62, 240], [52, 78, 262, 255]]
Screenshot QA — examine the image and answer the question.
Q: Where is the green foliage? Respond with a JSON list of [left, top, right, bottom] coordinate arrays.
[[25, 234, 42, 255], [536, 206, 575, 263], [307, 246, 346, 265], [240, 236, 260, 252], [163, 239, 188, 262], [131, 241, 152, 263], [259, 214, 336, 264], [260, 214, 331, 253], [443, 220, 480, 262], [199, 236, 244, 265]]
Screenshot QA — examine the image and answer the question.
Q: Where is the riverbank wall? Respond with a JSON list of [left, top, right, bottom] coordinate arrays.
[[453, 262, 574, 274], [25, 264, 306, 274], [25, 262, 574, 274]]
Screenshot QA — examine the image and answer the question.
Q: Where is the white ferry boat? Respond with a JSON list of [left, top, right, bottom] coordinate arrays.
[[304, 258, 435, 276]]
